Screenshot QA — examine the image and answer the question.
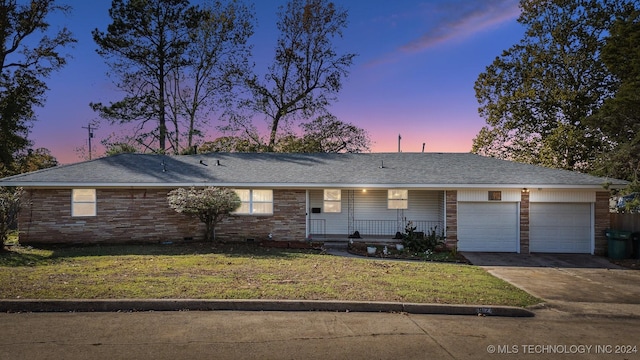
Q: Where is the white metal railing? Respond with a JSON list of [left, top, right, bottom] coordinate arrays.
[[309, 219, 326, 236], [407, 220, 445, 236], [353, 220, 444, 236], [309, 219, 444, 237]]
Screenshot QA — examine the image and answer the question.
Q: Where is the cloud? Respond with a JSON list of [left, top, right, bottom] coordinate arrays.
[[367, 0, 520, 67], [403, 0, 520, 52]]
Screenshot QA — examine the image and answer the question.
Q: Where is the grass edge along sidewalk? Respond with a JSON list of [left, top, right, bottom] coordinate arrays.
[[0, 299, 536, 317], [0, 243, 541, 310]]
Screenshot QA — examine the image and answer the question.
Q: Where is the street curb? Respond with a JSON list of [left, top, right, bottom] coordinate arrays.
[[0, 299, 535, 317]]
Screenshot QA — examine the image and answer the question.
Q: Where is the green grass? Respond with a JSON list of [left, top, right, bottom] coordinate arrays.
[[0, 243, 540, 307]]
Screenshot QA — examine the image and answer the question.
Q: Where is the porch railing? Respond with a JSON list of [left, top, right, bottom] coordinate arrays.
[[408, 220, 445, 236], [353, 220, 398, 236], [309, 219, 326, 237], [309, 219, 444, 238], [353, 220, 444, 237]]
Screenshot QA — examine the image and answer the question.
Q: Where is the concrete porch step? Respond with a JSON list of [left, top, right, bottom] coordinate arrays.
[[322, 241, 348, 249]]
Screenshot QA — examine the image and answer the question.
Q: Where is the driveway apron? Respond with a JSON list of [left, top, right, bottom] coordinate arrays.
[[461, 253, 640, 317]]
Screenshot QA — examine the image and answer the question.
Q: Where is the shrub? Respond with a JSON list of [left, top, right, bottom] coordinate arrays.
[[401, 221, 444, 253], [0, 187, 23, 249], [167, 187, 241, 241]]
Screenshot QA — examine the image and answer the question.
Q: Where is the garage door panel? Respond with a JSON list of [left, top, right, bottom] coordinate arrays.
[[530, 203, 591, 253], [458, 202, 518, 252]]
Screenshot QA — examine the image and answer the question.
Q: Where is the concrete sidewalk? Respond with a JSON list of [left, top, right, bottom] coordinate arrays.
[[3, 310, 640, 360]]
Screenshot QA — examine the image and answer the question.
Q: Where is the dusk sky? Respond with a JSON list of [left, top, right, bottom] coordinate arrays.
[[31, 0, 525, 164]]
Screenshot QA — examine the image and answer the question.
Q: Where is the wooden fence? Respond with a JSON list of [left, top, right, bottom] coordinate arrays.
[[610, 213, 640, 232]]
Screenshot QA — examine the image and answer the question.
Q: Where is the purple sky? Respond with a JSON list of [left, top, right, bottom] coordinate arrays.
[[31, 0, 524, 163]]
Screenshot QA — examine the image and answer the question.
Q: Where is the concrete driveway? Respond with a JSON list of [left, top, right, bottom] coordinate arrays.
[[462, 252, 640, 317]]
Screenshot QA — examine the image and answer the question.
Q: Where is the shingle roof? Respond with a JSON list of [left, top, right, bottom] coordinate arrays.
[[0, 152, 626, 189]]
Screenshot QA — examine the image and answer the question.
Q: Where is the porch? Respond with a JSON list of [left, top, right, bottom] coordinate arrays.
[[307, 189, 446, 243]]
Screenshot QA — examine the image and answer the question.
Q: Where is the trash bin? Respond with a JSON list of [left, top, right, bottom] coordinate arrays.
[[605, 229, 632, 260], [632, 232, 640, 260]]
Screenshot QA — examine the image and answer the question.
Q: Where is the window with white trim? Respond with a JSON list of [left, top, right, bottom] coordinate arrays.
[[388, 189, 408, 209], [72, 189, 96, 217], [323, 189, 341, 213], [233, 189, 273, 215]]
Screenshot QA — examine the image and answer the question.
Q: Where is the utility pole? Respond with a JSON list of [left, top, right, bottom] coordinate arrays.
[[82, 124, 95, 160]]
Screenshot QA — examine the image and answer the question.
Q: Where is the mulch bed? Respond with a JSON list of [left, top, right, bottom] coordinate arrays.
[[258, 240, 324, 250], [611, 258, 640, 270]]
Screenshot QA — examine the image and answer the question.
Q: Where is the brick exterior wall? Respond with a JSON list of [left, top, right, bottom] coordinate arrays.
[[594, 191, 610, 256], [18, 188, 306, 245], [520, 191, 530, 254], [445, 190, 457, 248], [216, 189, 307, 242]]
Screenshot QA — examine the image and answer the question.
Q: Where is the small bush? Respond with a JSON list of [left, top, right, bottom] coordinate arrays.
[[1, 187, 23, 249], [401, 221, 445, 253]]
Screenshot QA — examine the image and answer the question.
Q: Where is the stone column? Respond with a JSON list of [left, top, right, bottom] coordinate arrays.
[[445, 190, 458, 249], [520, 191, 530, 254], [594, 191, 610, 256]]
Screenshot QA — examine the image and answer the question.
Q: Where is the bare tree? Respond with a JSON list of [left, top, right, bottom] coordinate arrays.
[[166, 0, 254, 153], [233, 0, 356, 151]]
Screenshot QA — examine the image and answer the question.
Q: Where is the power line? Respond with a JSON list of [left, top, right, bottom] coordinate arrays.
[[81, 124, 95, 160]]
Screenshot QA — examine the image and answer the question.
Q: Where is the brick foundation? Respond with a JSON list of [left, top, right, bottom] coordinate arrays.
[[594, 191, 610, 256], [18, 188, 306, 245]]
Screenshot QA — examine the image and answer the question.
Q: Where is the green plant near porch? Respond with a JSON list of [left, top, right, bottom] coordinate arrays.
[[402, 221, 445, 253]]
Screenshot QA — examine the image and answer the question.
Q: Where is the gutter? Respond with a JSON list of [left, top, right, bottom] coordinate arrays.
[[0, 182, 619, 190]]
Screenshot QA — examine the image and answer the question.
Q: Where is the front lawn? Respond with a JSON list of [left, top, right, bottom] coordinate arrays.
[[0, 243, 540, 307]]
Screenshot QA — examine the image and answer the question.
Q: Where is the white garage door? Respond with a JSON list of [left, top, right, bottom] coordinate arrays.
[[530, 203, 592, 253], [457, 202, 518, 252]]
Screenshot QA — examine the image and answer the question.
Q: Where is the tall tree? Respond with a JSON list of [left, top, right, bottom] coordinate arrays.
[[589, 9, 640, 184], [0, 0, 75, 176], [14, 147, 57, 173], [92, 0, 196, 153], [276, 115, 370, 153], [199, 135, 265, 153], [231, 0, 356, 151], [167, 0, 254, 152], [473, 0, 635, 172]]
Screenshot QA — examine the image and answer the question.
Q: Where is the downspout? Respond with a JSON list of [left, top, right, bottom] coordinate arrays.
[[442, 191, 447, 240], [305, 190, 310, 240], [591, 202, 595, 255]]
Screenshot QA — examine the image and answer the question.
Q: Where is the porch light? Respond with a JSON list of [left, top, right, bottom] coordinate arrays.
[[362, 189, 367, 193], [522, 188, 529, 193]]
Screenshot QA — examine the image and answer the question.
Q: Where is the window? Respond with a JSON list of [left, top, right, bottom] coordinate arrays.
[[323, 189, 341, 213], [488, 191, 502, 201], [72, 189, 96, 217], [233, 189, 273, 215], [388, 189, 408, 209]]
